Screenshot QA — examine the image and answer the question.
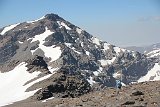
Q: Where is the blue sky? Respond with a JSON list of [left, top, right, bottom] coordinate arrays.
[[0, 0, 160, 46]]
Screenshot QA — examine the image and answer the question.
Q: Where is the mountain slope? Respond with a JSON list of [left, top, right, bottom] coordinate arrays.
[[0, 13, 158, 106]]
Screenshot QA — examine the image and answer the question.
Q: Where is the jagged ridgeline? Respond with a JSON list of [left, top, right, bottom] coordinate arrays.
[[0, 13, 159, 106]]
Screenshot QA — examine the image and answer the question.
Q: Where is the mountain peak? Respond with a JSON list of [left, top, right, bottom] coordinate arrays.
[[44, 13, 63, 21], [0, 13, 159, 106]]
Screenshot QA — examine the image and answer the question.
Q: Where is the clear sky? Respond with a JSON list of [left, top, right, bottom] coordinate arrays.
[[0, 0, 160, 46]]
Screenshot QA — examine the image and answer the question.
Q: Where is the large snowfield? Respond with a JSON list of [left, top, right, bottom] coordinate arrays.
[[0, 62, 52, 106], [31, 27, 62, 62], [138, 63, 160, 82], [0, 23, 20, 35]]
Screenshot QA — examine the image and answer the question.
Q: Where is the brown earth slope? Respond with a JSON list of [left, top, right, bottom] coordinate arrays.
[[5, 81, 160, 107]]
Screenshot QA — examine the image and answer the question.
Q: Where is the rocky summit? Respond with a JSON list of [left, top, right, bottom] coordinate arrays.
[[0, 13, 160, 106]]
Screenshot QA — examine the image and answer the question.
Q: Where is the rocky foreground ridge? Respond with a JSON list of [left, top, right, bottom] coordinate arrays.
[[5, 81, 160, 107]]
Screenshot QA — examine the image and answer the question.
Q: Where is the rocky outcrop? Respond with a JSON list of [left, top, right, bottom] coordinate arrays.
[[5, 81, 160, 107], [25, 55, 50, 74], [30, 72, 91, 100]]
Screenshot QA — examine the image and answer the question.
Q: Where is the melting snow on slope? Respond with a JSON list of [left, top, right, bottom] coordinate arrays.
[[0, 62, 54, 106], [86, 51, 90, 56], [81, 42, 84, 47], [65, 43, 72, 47], [26, 16, 45, 23], [0, 62, 41, 106], [138, 63, 160, 82], [18, 41, 24, 44], [93, 67, 103, 76], [113, 47, 121, 54], [31, 27, 62, 62], [42, 97, 55, 102], [87, 76, 96, 85], [99, 57, 116, 66], [48, 66, 59, 74], [146, 49, 160, 58], [65, 43, 81, 54], [103, 43, 111, 50], [113, 46, 130, 55], [57, 21, 71, 30], [76, 28, 83, 34], [91, 37, 101, 46], [113, 72, 121, 78], [0, 23, 20, 35]]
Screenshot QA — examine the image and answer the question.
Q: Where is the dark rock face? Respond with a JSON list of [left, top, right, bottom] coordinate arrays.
[[0, 42, 18, 64], [122, 59, 154, 84], [44, 32, 64, 46], [132, 90, 144, 96], [61, 48, 78, 66], [32, 72, 91, 100], [27, 26, 45, 38], [122, 101, 135, 105], [45, 13, 63, 21], [26, 55, 49, 73], [79, 60, 99, 71]]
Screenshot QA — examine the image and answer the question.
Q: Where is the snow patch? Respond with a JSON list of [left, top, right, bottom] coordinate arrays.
[[147, 49, 160, 55], [0, 62, 53, 106], [91, 37, 101, 46], [72, 47, 81, 54], [93, 67, 103, 76], [132, 52, 137, 58], [65, 43, 81, 54], [81, 42, 84, 47], [0, 62, 41, 106], [103, 43, 110, 50], [27, 74, 52, 88], [0, 23, 20, 35], [146, 49, 160, 58], [99, 57, 116, 66], [76, 28, 83, 34], [138, 63, 160, 82], [57, 21, 71, 30], [87, 76, 96, 85], [93, 71, 99, 76], [42, 97, 54, 102], [113, 72, 121, 78], [121, 82, 126, 86], [18, 41, 24, 44], [113, 47, 129, 55], [31, 27, 62, 62], [65, 43, 72, 47], [113, 47, 121, 54], [48, 67, 59, 74], [27, 16, 45, 23], [121, 48, 127, 52], [98, 67, 103, 71], [86, 51, 90, 56]]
